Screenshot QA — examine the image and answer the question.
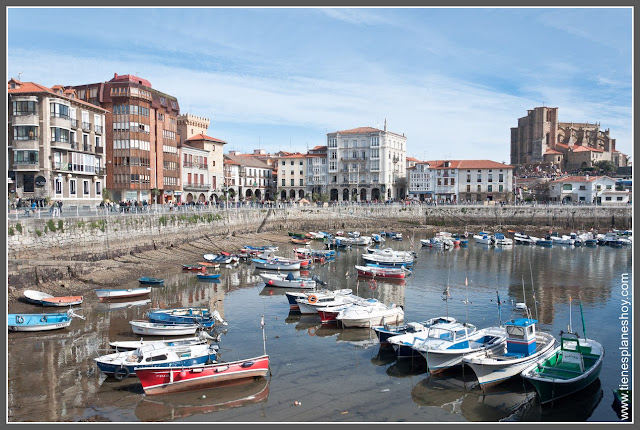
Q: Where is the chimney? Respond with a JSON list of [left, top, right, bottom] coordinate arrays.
[[384, 119, 387, 132], [114, 73, 118, 79]]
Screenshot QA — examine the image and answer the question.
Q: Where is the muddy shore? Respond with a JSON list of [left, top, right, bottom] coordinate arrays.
[[6, 224, 553, 309]]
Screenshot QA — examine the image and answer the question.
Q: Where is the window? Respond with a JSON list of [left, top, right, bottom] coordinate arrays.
[[55, 178, 63, 195], [617, 197, 624, 201], [477, 185, 481, 192], [579, 196, 585, 201], [467, 174, 471, 183], [499, 185, 503, 192], [488, 174, 493, 183], [466, 185, 471, 192], [299, 161, 303, 165], [477, 174, 482, 182], [499, 173, 504, 182], [70, 179, 77, 195], [96, 181, 102, 195], [51, 127, 70, 143], [563, 184, 572, 191], [14, 125, 38, 141], [95, 136, 101, 147], [606, 185, 612, 190], [579, 185, 586, 190], [281, 160, 285, 166], [605, 197, 612, 201], [488, 185, 492, 192], [451, 178, 455, 186], [50, 102, 70, 119], [83, 180, 90, 195], [281, 179, 285, 186], [13, 150, 39, 165], [290, 179, 294, 186], [299, 179, 304, 186], [12, 100, 37, 116]]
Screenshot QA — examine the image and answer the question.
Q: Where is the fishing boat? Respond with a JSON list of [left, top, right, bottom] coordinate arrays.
[[8, 309, 85, 332], [129, 320, 203, 336], [242, 245, 279, 252], [514, 233, 539, 245], [23, 289, 83, 306], [290, 237, 311, 245], [288, 232, 307, 239], [147, 308, 227, 328], [462, 318, 558, 389], [361, 254, 414, 268], [203, 253, 234, 264], [493, 233, 513, 246], [387, 320, 476, 360], [536, 235, 554, 247], [335, 300, 404, 328], [295, 290, 356, 314], [138, 277, 165, 285], [252, 258, 301, 271], [197, 261, 221, 269], [183, 264, 206, 271], [355, 265, 409, 279], [95, 342, 219, 380], [521, 298, 603, 405], [473, 232, 495, 245], [109, 332, 214, 351], [259, 272, 316, 289], [284, 288, 344, 310], [372, 316, 457, 344], [551, 235, 575, 246], [413, 324, 507, 373], [135, 354, 270, 395], [521, 332, 603, 404], [371, 233, 385, 243], [391, 232, 403, 241], [95, 286, 152, 300], [196, 273, 222, 280]]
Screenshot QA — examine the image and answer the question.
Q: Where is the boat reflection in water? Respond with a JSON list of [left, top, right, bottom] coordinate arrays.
[[134, 377, 270, 422], [95, 298, 152, 312], [410, 371, 603, 422]]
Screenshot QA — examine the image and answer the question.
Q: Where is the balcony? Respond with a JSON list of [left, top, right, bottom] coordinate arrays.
[[11, 139, 39, 151], [70, 119, 78, 128], [82, 122, 91, 132], [183, 182, 211, 191], [95, 146, 104, 154], [95, 125, 103, 134], [13, 161, 40, 171], [50, 140, 73, 151], [52, 162, 71, 172]]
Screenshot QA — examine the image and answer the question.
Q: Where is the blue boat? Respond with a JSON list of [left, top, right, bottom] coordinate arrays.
[[146, 307, 224, 328], [196, 273, 221, 280], [8, 309, 84, 332], [95, 342, 219, 380], [138, 277, 165, 285]]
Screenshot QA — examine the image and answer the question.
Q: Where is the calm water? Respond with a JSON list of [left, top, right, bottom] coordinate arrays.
[[7, 234, 632, 422]]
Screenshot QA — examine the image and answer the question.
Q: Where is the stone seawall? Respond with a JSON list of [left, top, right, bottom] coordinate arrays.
[[8, 205, 631, 260]]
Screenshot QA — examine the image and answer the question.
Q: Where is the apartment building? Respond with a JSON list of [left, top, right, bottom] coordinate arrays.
[[180, 144, 210, 203], [71, 73, 180, 203], [183, 134, 227, 202], [8, 78, 108, 206], [326, 121, 407, 202], [224, 152, 274, 202], [408, 159, 514, 203], [277, 153, 307, 201], [306, 145, 328, 200]]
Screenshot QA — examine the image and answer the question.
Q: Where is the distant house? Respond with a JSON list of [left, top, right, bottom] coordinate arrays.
[[548, 175, 628, 204]]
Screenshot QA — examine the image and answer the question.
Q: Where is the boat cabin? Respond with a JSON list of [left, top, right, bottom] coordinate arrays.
[[505, 318, 537, 357], [424, 322, 473, 348]]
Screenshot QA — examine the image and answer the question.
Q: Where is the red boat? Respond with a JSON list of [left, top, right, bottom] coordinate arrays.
[[354, 265, 408, 279], [135, 355, 270, 396]]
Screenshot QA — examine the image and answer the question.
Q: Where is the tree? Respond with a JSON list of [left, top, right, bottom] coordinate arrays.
[[150, 187, 161, 204], [593, 160, 616, 174], [102, 189, 112, 202]]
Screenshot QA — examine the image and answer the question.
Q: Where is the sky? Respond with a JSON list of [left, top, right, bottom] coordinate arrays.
[[6, 7, 633, 162]]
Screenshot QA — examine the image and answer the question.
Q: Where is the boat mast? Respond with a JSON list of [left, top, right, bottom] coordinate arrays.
[[579, 298, 587, 339], [568, 296, 573, 333], [529, 262, 539, 321], [496, 290, 502, 327]]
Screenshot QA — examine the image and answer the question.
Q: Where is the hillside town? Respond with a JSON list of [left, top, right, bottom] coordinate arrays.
[[7, 74, 632, 212]]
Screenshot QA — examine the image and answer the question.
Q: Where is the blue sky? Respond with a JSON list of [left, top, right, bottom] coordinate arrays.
[[7, 7, 633, 162]]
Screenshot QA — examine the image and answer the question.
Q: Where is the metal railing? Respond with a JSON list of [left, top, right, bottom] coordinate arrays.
[[82, 122, 91, 131]]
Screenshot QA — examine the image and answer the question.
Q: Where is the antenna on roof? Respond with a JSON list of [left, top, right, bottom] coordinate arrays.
[[17, 72, 23, 81]]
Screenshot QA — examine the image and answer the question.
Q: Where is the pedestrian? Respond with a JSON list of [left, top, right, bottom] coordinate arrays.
[[57, 200, 63, 215], [30, 201, 37, 216]]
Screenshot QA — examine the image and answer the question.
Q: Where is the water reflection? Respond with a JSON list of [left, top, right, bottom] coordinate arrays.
[[95, 298, 151, 313], [134, 377, 270, 422]]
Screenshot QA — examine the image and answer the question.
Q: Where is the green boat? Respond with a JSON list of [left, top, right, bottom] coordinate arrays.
[[521, 299, 604, 405], [287, 232, 307, 239]]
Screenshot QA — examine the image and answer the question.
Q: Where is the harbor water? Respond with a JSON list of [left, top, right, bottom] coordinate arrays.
[[7, 233, 632, 422]]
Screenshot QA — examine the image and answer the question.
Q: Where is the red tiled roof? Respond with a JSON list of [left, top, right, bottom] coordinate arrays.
[[8, 80, 109, 112], [306, 153, 326, 158], [426, 160, 513, 169], [186, 134, 227, 144], [550, 175, 604, 183], [406, 156, 421, 162], [311, 145, 327, 151], [572, 146, 604, 153], [279, 153, 305, 159], [544, 148, 563, 155], [555, 143, 569, 149], [336, 126, 382, 134]]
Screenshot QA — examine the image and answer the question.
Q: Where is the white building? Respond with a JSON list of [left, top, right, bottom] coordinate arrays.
[[224, 152, 274, 202], [180, 144, 210, 203], [306, 145, 328, 200], [548, 175, 627, 205], [8, 79, 108, 207], [326, 122, 407, 202], [183, 134, 226, 202], [408, 160, 514, 203], [277, 153, 307, 201]]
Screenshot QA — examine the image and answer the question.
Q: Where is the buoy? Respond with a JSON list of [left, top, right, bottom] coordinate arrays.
[[180, 370, 187, 377], [269, 280, 273, 285], [201, 395, 206, 399]]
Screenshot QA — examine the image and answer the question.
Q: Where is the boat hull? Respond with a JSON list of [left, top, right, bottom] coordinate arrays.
[[136, 355, 270, 395], [130, 321, 200, 336], [463, 332, 558, 388], [337, 309, 404, 328], [40, 296, 84, 306], [525, 359, 602, 404], [8, 313, 73, 331], [96, 287, 152, 300]]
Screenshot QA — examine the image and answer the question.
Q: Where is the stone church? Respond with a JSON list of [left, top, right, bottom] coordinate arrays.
[[510, 106, 629, 172]]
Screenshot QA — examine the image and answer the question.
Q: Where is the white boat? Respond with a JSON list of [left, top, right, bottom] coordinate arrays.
[[551, 235, 575, 246], [347, 231, 361, 238], [8, 309, 85, 332], [462, 318, 558, 389], [493, 233, 513, 246], [421, 237, 453, 249], [351, 236, 373, 246], [371, 233, 385, 243], [413, 325, 507, 373], [129, 320, 203, 336], [354, 265, 409, 279], [296, 290, 356, 314], [259, 272, 316, 289], [473, 232, 495, 245], [95, 342, 219, 380], [335, 300, 404, 328], [361, 251, 414, 267], [95, 286, 152, 300], [513, 233, 539, 245], [23, 289, 84, 306], [388, 320, 476, 359], [109, 332, 214, 351], [372, 316, 457, 346], [251, 258, 301, 271]]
